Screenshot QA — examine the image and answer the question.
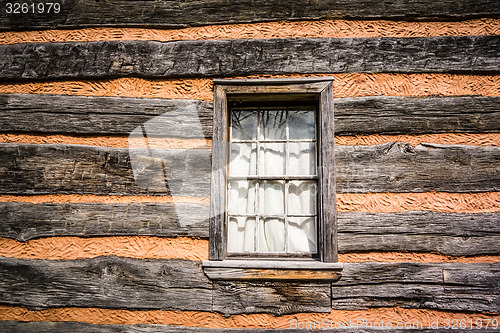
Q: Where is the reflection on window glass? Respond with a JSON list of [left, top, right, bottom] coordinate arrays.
[[227, 106, 318, 254], [260, 110, 286, 140], [289, 111, 315, 140], [232, 110, 257, 140]]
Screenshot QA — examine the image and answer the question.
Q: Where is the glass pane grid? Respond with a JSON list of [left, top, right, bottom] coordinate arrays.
[[228, 108, 318, 255]]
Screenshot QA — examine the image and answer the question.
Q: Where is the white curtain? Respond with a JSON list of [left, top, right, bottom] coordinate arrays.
[[227, 110, 317, 253]]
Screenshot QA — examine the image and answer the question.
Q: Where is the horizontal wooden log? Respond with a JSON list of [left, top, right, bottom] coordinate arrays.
[[0, 256, 331, 315], [0, 94, 213, 138], [1, 0, 499, 31], [331, 263, 500, 312], [0, 256, 213, 310], [0, 143, 498, 196], [0, 258, 497, 314], [0, 202, 210, 240], [334, 96, 500, 135], [213, 280, 331, 315], [0, 36, 498, 81], [338, 212, 500, 256], [4, 321, 498, 333], [0, 143, 212, 197], [1, 205, 498, 256], [1, 94, 499, 136]]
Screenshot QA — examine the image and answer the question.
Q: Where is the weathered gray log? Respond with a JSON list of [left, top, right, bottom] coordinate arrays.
[[0, 256, 212, 310], [0, 94, 213, 138], [0, 143, 498, 195], [0, 257, 331, 315], [0, 258, 497, 313], [1, 0, 499, 31], [3, 321, 498, 333], [212, 280, 331, 315], [334, 96, 500, 135], [2, 94, 498, 136], [0, 143, 211, 197], [338, 212, 500, 256], [0, 202, 210, 240], [331, 263, 500, 312], [1, 36, 498, 81], [1, 206, 498, 256]]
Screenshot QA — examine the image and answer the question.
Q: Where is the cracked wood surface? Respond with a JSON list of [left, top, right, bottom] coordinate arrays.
[[0, 258, 497, 314], [1, 205, 498, 256], [1, 143, 498, 196], [0, 36, 498, 81], [1, 94, 498, 136]]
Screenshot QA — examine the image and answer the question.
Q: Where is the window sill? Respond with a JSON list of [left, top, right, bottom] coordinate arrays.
[[202, 260, 343, 281]]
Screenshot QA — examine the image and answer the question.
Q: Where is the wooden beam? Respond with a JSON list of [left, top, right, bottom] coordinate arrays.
[[212, 280, 332, 315], [0, 202, 210, 241], [331, 263, 500, 312], [0, 257, 213, 310], [1, 205, 498, 256], [333, 96, 500, 135], [0, 257, 331, 315], [0, 36, 498, 81], [0, 143, 211, 197], [0, 94, 213, 137], [0, 258, 497, 314], [0, 143, 498, 196], [1, 94, 498, 136], [337, 212, 500, 256], [1, 0, 499, 31]]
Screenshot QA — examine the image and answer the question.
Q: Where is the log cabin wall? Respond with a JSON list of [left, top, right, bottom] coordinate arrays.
[[0, 1, 499, 331]]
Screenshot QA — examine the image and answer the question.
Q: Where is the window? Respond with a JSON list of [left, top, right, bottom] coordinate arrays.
[[227, 105, 318, 255], [204, 78, 341, 280]]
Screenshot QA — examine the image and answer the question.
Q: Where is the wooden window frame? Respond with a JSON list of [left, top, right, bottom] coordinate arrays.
[[205, 78, 340, 279]]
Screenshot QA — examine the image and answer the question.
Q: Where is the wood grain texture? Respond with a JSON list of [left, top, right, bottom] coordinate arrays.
[[0, 143, 498, 196], [0, 94, 213, 137], [0, 202, 209, 241], [334, 96, 500, 135], [337, 212, 500, 256], [1, 94, 498, 136], [0, 257, 331, 315], [0, 36, 498, 82], [0, 258, 497, 314], [0, 256, 212, 310], [1, 0, 499, 31], [0, 143, 211, 197], [4, 321, 498, 333], [331, 263, 500, 312], [1, 202, 498, 256], [212, 280, 331, 315]]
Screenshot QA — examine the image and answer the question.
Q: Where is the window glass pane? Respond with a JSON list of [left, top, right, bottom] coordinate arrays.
[[228, 181, 256, 214], [289, 111, 315, 140], [229, 143, 257, 176], [227, 216, 256, 252], [259, 181, 284, 215], [231, 110, 257, 140], [288, 181, 317, 215], [259, 217, 285, 252], [288, 217, 316, 253], [288, 142, 316, 175], [259, 143, 286, 175], [260, 110, 286, 140]]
